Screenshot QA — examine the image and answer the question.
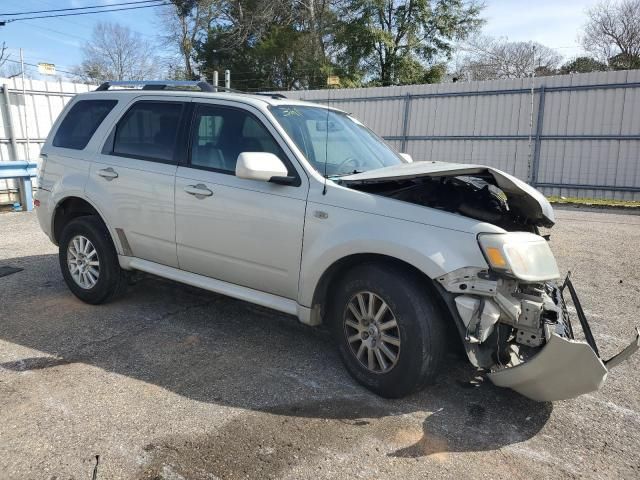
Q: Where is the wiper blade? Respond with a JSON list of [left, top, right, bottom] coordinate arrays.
[[328, 170, 364, 179]]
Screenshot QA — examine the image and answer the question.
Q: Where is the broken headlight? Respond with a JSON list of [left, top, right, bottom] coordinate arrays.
[[478, 232, 560, 282]]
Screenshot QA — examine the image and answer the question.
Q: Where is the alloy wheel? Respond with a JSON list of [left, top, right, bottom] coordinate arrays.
[[343, 291, 401, 374], [67, 235, 100, 289]]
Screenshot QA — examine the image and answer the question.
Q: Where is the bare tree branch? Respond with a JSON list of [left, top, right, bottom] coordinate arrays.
[[581, 0, 640, 69], [158, 0, 221, 79], [75, 22, 161, 83], [454, 35, 563, 80], [0, 42, 9, 70]]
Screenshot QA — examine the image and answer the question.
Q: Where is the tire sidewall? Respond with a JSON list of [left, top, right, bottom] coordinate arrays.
[[58, 217, 120, 304], [329, 263, 442, 398]]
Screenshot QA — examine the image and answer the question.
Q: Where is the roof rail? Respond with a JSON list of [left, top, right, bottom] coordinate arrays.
[[94, 81, 288, 100], [253, 92, 287, 99], [95, 80, 215, 92]]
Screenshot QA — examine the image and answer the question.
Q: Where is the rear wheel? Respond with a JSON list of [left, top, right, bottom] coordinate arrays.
[[329, 263, 446, 398], [59, 216, 127, 304]]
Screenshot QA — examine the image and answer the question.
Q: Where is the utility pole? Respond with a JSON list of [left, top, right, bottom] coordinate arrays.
[[526, 45, 536, 184], [20, 48, 30, 162]]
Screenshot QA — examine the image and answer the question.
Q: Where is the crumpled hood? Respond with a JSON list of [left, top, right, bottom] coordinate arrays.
[[339, 161, 555, 227]]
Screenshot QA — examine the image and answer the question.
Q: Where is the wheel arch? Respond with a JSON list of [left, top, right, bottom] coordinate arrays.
[[52, 196, 118, 251], [310, 253, 444, 325]]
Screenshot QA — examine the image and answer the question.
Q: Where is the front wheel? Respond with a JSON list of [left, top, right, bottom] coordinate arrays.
[[58, 216, 128, 304], [329, 263, 447, 398]]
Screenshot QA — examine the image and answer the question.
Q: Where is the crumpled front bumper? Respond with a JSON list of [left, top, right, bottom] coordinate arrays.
[[488, 275, 640, 402]]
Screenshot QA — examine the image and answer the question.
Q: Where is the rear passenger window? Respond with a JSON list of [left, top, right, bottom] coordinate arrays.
[[112, 101, 183, 163], [53, 100, 117, 150]]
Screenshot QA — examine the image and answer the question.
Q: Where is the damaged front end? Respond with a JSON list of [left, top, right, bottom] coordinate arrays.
[[437, 267, 640, 402], [339, 161, 556, 232], [340, 161, 638, 401]]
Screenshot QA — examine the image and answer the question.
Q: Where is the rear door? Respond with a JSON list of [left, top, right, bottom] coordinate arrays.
[[174, 101, 308, 299], [85, 96, 191, 268]]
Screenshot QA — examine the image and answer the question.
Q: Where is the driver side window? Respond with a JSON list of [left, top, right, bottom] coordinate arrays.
[[189, 105, 290, 175]]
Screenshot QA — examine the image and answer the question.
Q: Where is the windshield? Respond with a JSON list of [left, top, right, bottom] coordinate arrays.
[[270, 105, 404, 176]]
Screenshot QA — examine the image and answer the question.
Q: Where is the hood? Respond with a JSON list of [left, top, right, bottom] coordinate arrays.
[[339, 161, 555, 227]]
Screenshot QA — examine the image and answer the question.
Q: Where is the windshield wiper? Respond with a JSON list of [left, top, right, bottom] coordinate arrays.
[[328, 170, 364, 179]]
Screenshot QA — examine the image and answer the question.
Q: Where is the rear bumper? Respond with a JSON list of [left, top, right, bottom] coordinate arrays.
[[34, 187, 55, 243], [488, 276, 640, 402]]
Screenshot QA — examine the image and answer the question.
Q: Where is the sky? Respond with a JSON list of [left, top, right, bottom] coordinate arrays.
[[0, 0, 606, 80]]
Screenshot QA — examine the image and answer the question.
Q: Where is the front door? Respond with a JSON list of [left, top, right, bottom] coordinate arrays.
[[174, 102, 308, 299], [86, 97, 190, 268]]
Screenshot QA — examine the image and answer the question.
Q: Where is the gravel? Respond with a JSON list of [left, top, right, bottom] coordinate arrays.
[[0, 208, 639, 479]]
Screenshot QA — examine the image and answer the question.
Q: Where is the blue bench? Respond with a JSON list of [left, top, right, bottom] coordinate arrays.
[[0, 161, 38, 212]]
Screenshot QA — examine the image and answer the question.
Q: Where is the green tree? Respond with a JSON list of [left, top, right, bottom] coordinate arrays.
[[334, 0, 484, 86], [195, 0, 334, 90], [191, 0, 483, 90], [559, 56, 608, 74], [160, 0, 220, 79], [608, 53, 640, 70], [197, 24, 329, 90]]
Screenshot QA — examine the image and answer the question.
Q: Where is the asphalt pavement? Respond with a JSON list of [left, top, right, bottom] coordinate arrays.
[[0, 208, 639, 479]]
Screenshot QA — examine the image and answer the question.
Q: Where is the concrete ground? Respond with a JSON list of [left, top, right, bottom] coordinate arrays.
[[0, 208, 639, 479]]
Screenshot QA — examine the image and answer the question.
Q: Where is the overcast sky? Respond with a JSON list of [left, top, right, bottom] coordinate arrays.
[[0, 0, 606, 80]]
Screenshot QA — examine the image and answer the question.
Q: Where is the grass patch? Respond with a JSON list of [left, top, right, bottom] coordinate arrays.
[[547, 195, 640, 208]]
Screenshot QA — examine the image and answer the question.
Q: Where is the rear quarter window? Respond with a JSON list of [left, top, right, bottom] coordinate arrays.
[[52, 99, 117, 150]]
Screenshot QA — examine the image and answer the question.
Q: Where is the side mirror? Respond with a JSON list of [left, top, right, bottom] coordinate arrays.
[[236, 152, 290, 183], [399, 153, 413, 163]]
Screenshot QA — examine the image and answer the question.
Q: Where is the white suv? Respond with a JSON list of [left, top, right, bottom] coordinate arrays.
[[35, 80, 638, 401]]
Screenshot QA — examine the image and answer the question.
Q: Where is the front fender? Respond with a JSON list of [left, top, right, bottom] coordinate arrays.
[[298, 201, 489, 308]]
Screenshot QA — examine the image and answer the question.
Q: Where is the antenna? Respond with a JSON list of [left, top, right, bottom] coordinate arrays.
[[322, 90, 330, 195], [322, 75, 337, 195]]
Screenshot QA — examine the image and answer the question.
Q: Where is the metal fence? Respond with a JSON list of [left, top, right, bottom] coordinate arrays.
[[1, 71, 639, 204], [283, 69, 640, 201], [0, 77, 94, 204]]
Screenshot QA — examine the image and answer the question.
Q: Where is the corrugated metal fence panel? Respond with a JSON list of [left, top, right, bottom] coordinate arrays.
[[1, 74, 639, 202], [282, 70, 640, 201]]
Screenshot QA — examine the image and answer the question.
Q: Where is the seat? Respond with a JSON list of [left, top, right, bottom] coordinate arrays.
[[192, 143, 225, 170]]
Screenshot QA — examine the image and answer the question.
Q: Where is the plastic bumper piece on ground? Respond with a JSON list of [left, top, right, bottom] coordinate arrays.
[[488, 329, 639, 401], [488, 275, 640, 402]]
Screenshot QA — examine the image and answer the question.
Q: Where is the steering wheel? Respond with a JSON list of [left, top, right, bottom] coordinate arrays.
[[336, 156, 361, 175]]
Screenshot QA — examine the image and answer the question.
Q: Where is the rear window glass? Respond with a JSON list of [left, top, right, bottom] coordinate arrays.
[[53, 100, 117, 150], [112, 101, 183, 163]]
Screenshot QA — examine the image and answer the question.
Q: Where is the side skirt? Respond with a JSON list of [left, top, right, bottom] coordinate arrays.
[[119, 256, 308, 320]]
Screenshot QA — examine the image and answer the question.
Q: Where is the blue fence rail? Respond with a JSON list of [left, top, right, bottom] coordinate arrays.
[[0, 161, 37, 211]]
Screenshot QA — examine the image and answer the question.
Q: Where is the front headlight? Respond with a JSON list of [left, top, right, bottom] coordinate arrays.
[[478, 232, 560, 282]]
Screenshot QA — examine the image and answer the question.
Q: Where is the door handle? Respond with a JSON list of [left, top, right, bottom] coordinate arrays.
[[184, 184, 213, 198], [98, 167, 118, 180]]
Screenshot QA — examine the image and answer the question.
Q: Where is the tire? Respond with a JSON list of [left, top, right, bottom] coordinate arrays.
[[328, 263, 446, 398], [58, 216, 128, 304]]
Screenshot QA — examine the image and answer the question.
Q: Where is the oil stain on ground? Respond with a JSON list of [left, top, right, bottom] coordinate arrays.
[[136, 395, 551, 479]]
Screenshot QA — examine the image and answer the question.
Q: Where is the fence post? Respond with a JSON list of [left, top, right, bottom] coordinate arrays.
[[400, 93, 411, 153], [2, 84, 19, 161], [531, 85, 546, 186]]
